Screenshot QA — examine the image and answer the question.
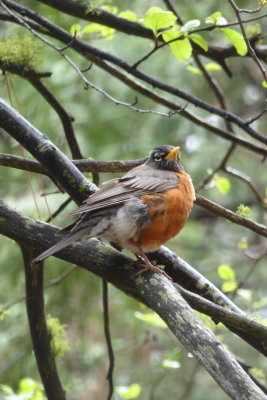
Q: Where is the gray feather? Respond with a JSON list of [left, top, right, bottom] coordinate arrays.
[[67, 165, 178, 216], [32, 230, 84, 263]]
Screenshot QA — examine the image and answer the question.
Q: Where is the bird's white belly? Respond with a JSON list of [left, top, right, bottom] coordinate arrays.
[[90, 201, 143, 252]]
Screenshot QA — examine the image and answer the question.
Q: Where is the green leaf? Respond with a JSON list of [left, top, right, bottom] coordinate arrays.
[[222, 281, 238, 293], [221, 28, 247, 56], [116, 383, 141, 399], [205, 62, 221, 71], [218, 264, 236, 280], [237, 237, 249, 250], [236, 204, 252, 219], [70, 24, 80, 36], [18, 378, 38, 394], [246, 23, 261, 37], [162, 359, 181, 369], [180, 19, 201, 34], [162, 29, 192, 61], [215, 176, 231, 194], [102, 6, 118, 14], [134, 311, 167, 328], [0, 384, 14, 395], [186, 65, 203, 75], [119, 10, 137, 21], [262, 80, 267, 88], [190, 34, 208, 52], [162, 348, 181, 368], [82, 23, 115, 39], [144, 9, 177, 30], [205, 11, 227, 26]]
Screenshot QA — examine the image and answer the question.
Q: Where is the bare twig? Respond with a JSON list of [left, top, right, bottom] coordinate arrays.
[[2, 0, 267, 145], [102, 279, 115, 400], [0, 265, 77, 316], [227, 0, 267, 82], [195, 194, 267, 238]]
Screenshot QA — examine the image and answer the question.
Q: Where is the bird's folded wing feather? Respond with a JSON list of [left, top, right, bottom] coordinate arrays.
[[67, 165, 178, 216]]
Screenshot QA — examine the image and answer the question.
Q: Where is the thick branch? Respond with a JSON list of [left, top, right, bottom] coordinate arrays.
[[20, 244, 65, 400], [1, 201, 267, 357], [1, 6, 266, 155], [0, 98, 97, 204], [0, 201, 266, 399], [38, 0, 267, 65], [1, 152, 266, 238]]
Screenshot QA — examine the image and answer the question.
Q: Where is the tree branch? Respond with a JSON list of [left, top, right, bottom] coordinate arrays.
[[0, 201, 266, 399], [0, 98, 98, 204], [20, 244, 65, 400], [2, 0, 267, 146], [195, 194, 267, 238], [1, 201, 267, 357]]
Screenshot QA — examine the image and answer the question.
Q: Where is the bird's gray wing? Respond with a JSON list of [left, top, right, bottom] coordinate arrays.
[[67, 165, 178, 216]]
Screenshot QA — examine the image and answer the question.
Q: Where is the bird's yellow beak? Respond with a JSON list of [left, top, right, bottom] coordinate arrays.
[[164, 146, 180, 160]]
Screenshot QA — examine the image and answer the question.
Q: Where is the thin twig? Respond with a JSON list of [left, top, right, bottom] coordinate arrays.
[[2, 0, 267, 145], [102, 279, 115, 400], [227, 0, 267, 81], [0, 265, 77, 316]]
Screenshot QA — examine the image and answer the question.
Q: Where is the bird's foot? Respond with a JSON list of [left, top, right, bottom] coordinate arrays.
[[133, 250, 172, 281], [135, 264, 172, 281], [132, 253, 157, 266]]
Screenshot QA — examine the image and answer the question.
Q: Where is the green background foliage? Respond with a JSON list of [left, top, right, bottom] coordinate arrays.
[[0, 0, 266, 399]]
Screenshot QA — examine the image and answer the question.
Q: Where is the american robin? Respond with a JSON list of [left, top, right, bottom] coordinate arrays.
[[33, 145, 195, 278]]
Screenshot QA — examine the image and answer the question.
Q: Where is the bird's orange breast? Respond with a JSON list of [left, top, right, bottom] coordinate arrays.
[[135, 171, 195, 252]]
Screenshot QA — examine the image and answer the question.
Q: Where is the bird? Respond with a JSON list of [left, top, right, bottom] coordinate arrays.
[[33, 145, 195, 278]]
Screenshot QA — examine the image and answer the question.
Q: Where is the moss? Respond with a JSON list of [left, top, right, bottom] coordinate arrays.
[[0, 35, 44, 70], [47, 315, 69, 358], [78, 183, 90, 193], [62, 170, 76, 185]]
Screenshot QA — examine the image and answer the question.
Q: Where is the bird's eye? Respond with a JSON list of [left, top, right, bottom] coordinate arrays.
[[154, 153, 162, 161]]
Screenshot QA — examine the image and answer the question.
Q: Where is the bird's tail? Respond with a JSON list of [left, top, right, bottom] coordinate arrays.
[[32, 230, 83, 264]]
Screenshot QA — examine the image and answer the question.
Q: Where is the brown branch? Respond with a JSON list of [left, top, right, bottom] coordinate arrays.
[[175, 283, 267, 345], [227, 0, 267, 82], [1, 3, 267, 154], [1, 152, 266, 238], [195, 194, 267, 237], [102, 279, 115, 400], [2, 0, 266, 146], [28, 78, 82, 159], [20, 244, 65, 400], [0, 98, 98, 204], [223, 165, 266, 205], [1, 201, 267, 356], [1, 202, 266, 398]]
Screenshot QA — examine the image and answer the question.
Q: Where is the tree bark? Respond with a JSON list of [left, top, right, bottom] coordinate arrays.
[[0, 201, 266, 400]]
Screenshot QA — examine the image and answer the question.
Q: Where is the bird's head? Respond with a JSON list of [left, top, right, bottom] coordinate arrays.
[[146, 145, 183, 171]]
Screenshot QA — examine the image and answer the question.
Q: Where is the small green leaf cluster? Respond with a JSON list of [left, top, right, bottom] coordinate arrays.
[[70, 6, 248, 64], [215, 175, 231, 195], [236, 203, 252, 219], [0, 378, 46, 400], [161, 348, 181, 369], [47, 314, 70, 358], [217, 264, 238, 293], [71, 6, 137, 40], [0, 35, 44, 70], [115, 383, 141, 399]]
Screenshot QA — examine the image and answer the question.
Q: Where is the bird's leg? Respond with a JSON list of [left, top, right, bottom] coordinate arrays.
[[134, 247, 172, 281]]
